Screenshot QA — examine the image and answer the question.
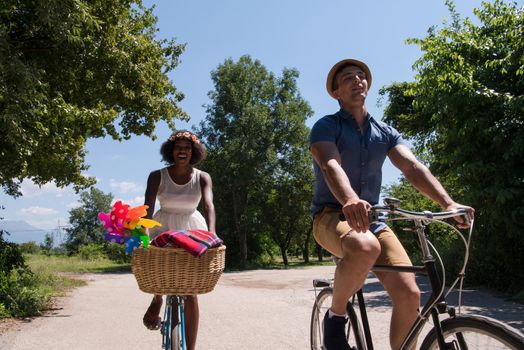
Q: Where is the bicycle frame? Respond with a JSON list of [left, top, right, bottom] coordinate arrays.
[[351, 206, 470, 350], [162, 295, 186, 350]]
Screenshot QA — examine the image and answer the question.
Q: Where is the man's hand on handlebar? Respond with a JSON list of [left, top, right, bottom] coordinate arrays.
[[445, 202, 475, 229], [342, 198, 372, 233]]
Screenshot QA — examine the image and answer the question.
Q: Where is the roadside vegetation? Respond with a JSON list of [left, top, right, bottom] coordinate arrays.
[[0, 232, 130, 319]]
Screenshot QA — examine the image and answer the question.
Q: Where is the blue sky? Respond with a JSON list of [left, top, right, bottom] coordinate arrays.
[[0, 0, 497, 234]]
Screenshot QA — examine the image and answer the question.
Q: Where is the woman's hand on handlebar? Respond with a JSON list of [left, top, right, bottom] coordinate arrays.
[[342, 198, 372, 233], [445, 202, 475, 229]]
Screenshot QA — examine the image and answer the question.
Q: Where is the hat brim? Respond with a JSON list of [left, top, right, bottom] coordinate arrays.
[[326, 59, 372, 99]]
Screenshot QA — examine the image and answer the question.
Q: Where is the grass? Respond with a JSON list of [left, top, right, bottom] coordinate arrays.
[[24, 254, 130, 300], [25, 254, 131, 274]]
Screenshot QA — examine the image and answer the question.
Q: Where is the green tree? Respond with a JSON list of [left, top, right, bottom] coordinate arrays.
[[0, 0, 187, 197], [261, 138, 314, 266], [197, 55, 314, 267], [383, 179, 466, 279], [379, 0, 524, 292], [40, 233, 53, 255], [65, 187, 112, 254]]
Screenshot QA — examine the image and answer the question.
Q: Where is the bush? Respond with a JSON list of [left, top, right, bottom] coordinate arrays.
[[104, 243, 131, 263], [0, 269, 51, 317], [0, 230, 27, 273], [77, 244, 105, 260], [0, 303, 9, 319], [19, 241, 41, 254], [0, 230, 50, 318]]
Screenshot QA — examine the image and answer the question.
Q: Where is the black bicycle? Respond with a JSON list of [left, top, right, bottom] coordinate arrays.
[[310, 198, 524, 349]]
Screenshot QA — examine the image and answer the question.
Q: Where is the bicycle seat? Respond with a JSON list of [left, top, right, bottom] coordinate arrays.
[[313, 278, 332, 288]]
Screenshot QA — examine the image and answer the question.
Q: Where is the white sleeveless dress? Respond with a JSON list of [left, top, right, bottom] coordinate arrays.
[[149, 167, 208, 238]]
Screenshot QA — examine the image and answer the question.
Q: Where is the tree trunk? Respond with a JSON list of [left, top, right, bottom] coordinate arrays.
[[280, 245, 288, 267], [303, 223, 312, 263], [232, 192, 247, 268], [316, 242, 323, 262]]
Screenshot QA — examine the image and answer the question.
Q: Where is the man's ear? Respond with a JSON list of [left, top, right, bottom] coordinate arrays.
[[332, 87, 340, 99]]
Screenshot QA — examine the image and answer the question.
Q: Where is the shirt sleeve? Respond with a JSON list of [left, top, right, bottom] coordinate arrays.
[[388, 125, 407, 150], [310, 116, 338, 146]]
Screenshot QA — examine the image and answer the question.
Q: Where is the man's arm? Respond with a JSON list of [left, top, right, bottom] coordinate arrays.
[[388, 144, 474, 226], [311, 141, 370, 232]]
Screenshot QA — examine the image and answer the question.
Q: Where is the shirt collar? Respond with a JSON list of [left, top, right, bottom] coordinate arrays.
[[338, 108, 372, 127]]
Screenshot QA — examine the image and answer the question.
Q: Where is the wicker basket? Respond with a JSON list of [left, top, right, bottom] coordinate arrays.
[[131, 245, 226, 295]]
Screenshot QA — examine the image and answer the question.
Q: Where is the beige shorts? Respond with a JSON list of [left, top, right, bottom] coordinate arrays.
[[313, 207, 412, 266]]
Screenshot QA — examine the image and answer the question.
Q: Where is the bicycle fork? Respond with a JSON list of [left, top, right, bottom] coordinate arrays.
[[162, 296, 186, 350]]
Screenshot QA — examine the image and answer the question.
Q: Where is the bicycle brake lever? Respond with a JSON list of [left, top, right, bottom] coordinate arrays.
[[443, 213, 471, 228]]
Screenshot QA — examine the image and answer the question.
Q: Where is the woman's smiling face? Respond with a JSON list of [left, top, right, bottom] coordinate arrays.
[[172, 139, 193, 163]]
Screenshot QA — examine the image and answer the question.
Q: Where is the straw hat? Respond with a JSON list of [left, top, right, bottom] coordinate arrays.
[[326, 58, 372, 99]]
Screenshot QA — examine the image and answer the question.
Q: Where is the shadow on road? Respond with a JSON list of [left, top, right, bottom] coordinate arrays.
[[359, 274, 524, 332]]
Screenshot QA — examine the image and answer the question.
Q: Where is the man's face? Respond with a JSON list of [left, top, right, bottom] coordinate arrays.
[[332, 65, 368, 103]]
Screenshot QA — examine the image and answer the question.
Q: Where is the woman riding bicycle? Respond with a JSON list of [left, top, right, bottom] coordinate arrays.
[[141, 130, 215, 350]]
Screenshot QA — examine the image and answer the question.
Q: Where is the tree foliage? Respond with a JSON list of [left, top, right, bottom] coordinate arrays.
[[0, 0, 187, 196], [64, 187, 112, 254], [379, 0, 524, 291], [197, 55, 314, 267]]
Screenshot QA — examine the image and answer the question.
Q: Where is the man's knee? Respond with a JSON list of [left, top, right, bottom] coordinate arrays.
[[341, 231, 381, 262]]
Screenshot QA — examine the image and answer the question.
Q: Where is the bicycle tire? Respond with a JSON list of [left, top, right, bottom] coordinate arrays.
[[420, 314, 524, 349], [310, 287, 367, 350], [169, 297, 182, 350]]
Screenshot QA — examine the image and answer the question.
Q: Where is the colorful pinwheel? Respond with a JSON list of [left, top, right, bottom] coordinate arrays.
[[98, 201, 161, 252]]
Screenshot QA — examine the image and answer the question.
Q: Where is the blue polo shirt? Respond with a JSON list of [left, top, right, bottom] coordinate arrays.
[[310, 109, 406, 230]]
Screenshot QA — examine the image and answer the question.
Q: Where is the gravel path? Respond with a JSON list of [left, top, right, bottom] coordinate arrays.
[[1, 266, 522, 349]]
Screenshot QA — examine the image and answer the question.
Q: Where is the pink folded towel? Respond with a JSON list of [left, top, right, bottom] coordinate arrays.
[[185, 229, 223, 248]]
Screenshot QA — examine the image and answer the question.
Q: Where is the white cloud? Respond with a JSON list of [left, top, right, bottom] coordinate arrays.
[[111, 195, 145, 207], [111, 154, 123, 160], [67, 201, 81, 209], [20, 180, 72, 198], [21, 206, 59, 216], [109, 179, 144, 194], [125, 195, 145, 206]]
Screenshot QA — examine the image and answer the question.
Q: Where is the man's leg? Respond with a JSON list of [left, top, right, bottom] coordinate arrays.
[[375, 271, 420, 350], [323, 231, 381, 350], [374, 227, 420, 350], [331, 231, 381, 314], [313, 208, 381, 349]]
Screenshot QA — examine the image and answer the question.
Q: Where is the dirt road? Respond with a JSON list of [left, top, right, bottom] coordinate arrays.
[[1, 266, 523, 349]]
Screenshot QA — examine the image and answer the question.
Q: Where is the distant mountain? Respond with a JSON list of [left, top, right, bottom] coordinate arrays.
[[0, 220, 49, 244]]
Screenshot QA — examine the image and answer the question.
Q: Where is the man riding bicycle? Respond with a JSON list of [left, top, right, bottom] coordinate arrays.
[[309, 58, 475, 350]]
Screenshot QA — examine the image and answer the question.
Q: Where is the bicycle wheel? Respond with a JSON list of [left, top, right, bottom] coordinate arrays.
[[420, 314, 524, 349], [169, 297, 182, 350], [310, 288, 366, 350]]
